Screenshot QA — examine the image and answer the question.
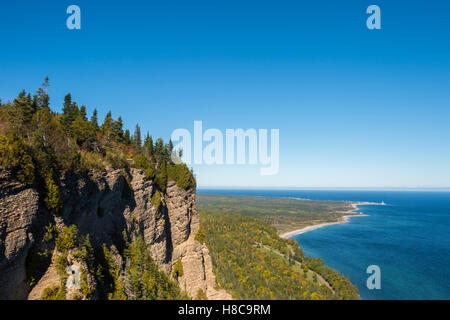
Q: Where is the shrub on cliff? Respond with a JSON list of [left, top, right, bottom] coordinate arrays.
[[55, 225, 78, 253], [43, 173, 63, 213], [196, 289, 208, 300], [0, 133, 35, 184], [194, 224, 206, 244], [151, 190, 162, 208], [105, 149, 127, 169], [80, 151, 105, 172], [172, 259, 184, 279], [133, 153, 155, 179], [41, 285, 66, 300], [167, 163, 196, 190]]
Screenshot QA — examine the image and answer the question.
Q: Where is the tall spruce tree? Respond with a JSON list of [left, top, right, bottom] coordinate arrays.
[[124, 129, 131, 145], [154, 138, 164, 157], [102, 111, 114, 143], [133, 124, 142, 149], [91, 109, 99, 130], [167, 139, 174, 162], [61, 93, 79, 134], [113, 116, 124, 142], [144, 133, 154, 157], [80, 105, 87, 121]]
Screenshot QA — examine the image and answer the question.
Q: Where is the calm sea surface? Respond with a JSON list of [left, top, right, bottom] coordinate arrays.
[[198, 189, 450, 300]]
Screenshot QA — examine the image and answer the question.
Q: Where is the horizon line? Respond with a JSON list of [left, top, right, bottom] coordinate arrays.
[[197, 186, 450, 191]]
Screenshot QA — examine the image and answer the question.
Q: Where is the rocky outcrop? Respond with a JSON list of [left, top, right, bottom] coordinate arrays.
[[0, 167, 230, 300], [167, 181, 231, 300], [0, 171, 41, 300]]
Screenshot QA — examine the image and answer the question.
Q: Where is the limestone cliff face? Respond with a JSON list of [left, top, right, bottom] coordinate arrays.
[[0, 171, 41, 300], [0, 168, 230, 300], [167, 182, 231, 299]]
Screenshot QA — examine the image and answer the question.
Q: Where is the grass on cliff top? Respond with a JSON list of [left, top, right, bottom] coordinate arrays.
[[196, 194, 354, 234]]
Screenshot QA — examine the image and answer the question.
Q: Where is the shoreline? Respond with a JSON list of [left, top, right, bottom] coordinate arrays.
[[280, 201, 385, 239]]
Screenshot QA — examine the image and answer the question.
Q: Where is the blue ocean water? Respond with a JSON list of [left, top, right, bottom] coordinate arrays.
[[198, 189, 450, 300]]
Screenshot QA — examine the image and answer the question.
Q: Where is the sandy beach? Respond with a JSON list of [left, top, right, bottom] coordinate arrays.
[[280, 201, 385, 239]]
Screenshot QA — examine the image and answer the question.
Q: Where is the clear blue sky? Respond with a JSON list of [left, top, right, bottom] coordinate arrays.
[[1, 0, 449, 188]]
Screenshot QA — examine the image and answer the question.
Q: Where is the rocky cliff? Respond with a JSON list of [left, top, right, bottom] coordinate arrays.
[[0, 167, 230, 300]]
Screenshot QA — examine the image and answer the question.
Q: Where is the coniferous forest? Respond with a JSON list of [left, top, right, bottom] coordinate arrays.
[[0, 78, 195, 205]]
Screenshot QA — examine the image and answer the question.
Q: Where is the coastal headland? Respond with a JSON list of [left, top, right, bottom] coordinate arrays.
[[279, 201, 385, 238]]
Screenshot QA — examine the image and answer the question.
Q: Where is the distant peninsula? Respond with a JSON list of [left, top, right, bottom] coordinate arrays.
[[280, 201, 385, 238], [197, 194, 384, 236]]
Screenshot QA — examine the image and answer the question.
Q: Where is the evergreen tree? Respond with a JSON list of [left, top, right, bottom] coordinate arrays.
[[62, 93, 72, 113], [124, 129, 131, 145], [121, 236, 182, 300], [80, 105, 87, 121], [154, 138, 164, 157], [80, 235, 95, 271], [8, 90, 35, 135], [155, 159, 167, 192], [112, 116, 124, 142], [91, 109, 99, 130], [71, 115, 98, 150], [133, 124, 142, 149], [34, 77, 50, 110], [31, 106, 75, 174], [61, 93, 79, 134], [167, 139, 174, 162], [144, 133, 154, 157], [102, 111, 114, 143]]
